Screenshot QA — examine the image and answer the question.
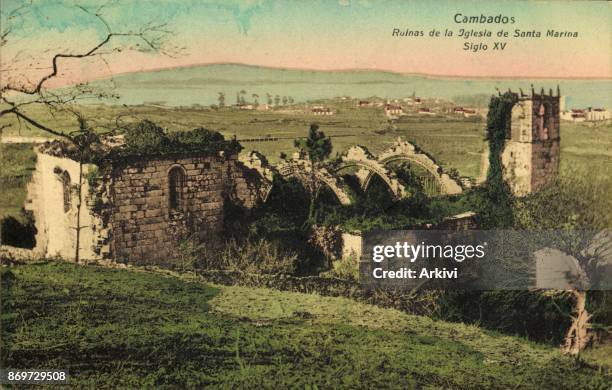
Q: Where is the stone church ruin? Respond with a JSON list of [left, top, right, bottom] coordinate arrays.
[[17, 88, 561, 265], [502, 89, 561, 195], [22, 134, 467, 265], [480, 88, 561, 196], [25, 127, 265, 265]]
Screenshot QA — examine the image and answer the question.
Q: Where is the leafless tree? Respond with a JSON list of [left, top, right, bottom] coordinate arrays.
[[0, 1, 180, 261], [556, 230, 611, 354], [0, 0, 181, 140]]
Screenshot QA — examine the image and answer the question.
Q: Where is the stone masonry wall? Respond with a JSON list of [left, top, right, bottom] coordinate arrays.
[[502, 93, 560, 196], [531, 140, 560, 192], [529, 94, 560, 192], [25, 153, 102, 260], [110, 154, 247, 266]]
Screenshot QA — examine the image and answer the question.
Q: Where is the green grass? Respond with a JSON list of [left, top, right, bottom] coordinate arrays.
[[581, 343, 612, 372], [0, 103, 484, 171], [0, 144, 37, 221], [1, 262, 610, 388], [560, 121, 612, 187]]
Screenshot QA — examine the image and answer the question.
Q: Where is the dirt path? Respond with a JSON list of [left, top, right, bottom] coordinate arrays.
[[1, 136, 52, 144]]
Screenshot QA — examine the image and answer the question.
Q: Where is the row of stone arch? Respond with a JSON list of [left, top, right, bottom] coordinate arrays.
[[237, 138, 463, 206]]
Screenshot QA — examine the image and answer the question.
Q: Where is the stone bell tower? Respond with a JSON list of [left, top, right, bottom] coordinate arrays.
[[501, 87, 560, 196]]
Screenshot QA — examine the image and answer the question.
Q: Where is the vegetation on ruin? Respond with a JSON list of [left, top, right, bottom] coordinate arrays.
[[479, 92, 519, 228], [31, 120, 242, 166], [120, 120, 242, 159], [1, 262, 609, 388]]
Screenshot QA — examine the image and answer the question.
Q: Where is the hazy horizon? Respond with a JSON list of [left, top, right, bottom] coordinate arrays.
[[89, 63, 612, 108]]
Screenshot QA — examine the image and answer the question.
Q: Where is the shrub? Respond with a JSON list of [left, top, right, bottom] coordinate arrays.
[[1, 213, 36, 249], [121, 121, 241, 157], [324, 254, 360, 281], [196, 238, 298, 275], [124, 120, 168, 154], [308, 225, 343, 265], [177, 235, 204, 272]]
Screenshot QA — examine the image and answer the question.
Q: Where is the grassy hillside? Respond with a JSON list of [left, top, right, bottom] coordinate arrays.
[[1, 262, 609, 388]]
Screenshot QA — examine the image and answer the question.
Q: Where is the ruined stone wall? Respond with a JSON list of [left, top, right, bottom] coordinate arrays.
[[530, 140, 560, 192], [529, 95, 560, 192], [26, 153, 101, 260], [502, 93, 560, 196], [109, 153, 254, 266], [501, 142, 533, 195], [339, 212, 478, 259]]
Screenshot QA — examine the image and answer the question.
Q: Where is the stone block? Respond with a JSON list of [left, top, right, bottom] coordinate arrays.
[[145, 209, 162, 218], [119, 205, 138, 213]]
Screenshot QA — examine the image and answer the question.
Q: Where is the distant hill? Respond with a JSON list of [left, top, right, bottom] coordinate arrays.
[[93, 63, 612, 109]]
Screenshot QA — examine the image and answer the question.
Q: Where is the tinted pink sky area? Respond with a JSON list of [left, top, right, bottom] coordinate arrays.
[[2, 0, 610, 87]]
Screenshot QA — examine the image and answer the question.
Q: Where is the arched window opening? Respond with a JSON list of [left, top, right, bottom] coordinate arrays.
[[538, 103, 550, 140], [61, 171, 71, 213], [168, 166, 186, 210]]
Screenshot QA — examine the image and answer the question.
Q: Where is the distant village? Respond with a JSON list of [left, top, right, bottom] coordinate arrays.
[[224, 91, 610, 124], [226, 94, 485, 120]]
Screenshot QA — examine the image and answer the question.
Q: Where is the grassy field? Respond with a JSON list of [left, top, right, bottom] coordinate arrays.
[[0, 102, 485, 171], [0, 144, 37, 220], [1, 103, 611, 221], [1, 262, 610, 388]]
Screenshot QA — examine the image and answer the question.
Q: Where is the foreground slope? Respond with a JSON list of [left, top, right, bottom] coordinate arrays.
[[1, 262, 609, 388]]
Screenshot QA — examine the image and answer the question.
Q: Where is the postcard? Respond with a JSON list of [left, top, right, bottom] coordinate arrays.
[[0, 1, 610, 387]]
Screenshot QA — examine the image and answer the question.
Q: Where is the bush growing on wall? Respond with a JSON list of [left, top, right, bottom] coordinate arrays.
[[124, 120, 168, 154], [467, 92, 519, 228], [121, 120, 241, 157]]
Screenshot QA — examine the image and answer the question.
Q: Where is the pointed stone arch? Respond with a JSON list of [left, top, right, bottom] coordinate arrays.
[[275, 157, 353, 205], [335, 145, 407, 199], [374, 138, 463, 195], [235, 151, 275, 207]]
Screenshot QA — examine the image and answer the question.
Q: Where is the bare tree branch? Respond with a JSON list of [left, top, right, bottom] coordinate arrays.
[[9, 109, 71, 139], [0, 1, 178, 140]]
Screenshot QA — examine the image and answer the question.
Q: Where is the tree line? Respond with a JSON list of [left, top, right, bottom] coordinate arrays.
[[216, 91, 294, 107]]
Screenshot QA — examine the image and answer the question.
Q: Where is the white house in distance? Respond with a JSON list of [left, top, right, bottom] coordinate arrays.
[[462, 108, 477, 118], [404, 97, 422, 105], [561, 109, 585, 122], [561, 107, 610, 122], [311, 106, 334, 116], [585, 108, 610, 121], [417, 107, 434, 115], [384, 104, 403, 117]]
